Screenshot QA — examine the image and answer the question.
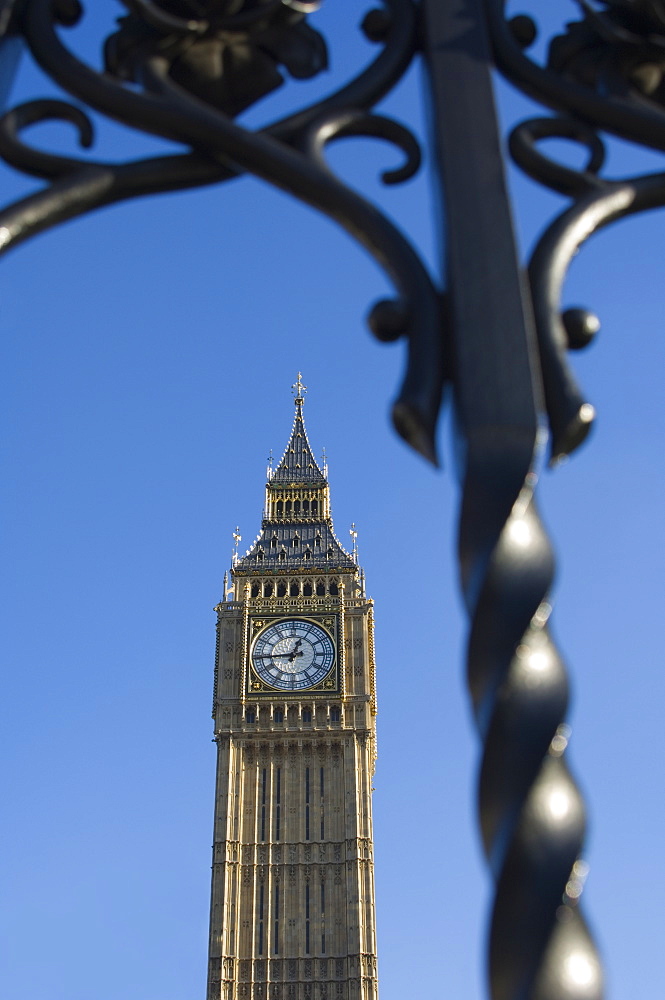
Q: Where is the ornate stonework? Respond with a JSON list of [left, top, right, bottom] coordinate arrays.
[[207, 388, 378, 1000]]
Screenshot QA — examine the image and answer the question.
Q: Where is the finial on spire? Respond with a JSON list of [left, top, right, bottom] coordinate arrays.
[[292, 371, 307, 405], [350, 523, 358, 561], [266, 449, 274, 481], [232, 526, 242, 567]]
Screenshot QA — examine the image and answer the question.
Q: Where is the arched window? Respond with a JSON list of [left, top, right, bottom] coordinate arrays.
[[279, 549, 286, 562], [302, 709, 312, 724], [246, 709, 256, 724], [277, 581, 287, 597], [271, 535, 278, 548], [273, 708, 284, 723], [330, 707, 341, 723], [311, 500, 318, 515], [251, 582, 260, 598], [285, 500, 292, 516], [290, 581, 300, 597], [303, 499, 310, 514], [293, 535, 300, 548], [257, 549, 264, 561], [329, 580, 339, 596], [276, 501, 283, 517], [316, 580, 325, 596], [326, 548, 334, 559], [304, 549, 311, 560], [264, 582, 274, 598], [303, 581, 313, 597], [315, 533, 321, 548], [294, 500, 301, 515]]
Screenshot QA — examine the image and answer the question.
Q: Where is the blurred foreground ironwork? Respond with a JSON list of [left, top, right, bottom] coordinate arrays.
[[5, 0, 663, 996]]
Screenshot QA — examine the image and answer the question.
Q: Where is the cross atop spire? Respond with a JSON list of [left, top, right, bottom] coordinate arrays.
[[292, 371, 307, 407]]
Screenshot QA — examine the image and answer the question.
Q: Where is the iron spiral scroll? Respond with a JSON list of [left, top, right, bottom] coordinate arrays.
[[0, 0, 445, 463]]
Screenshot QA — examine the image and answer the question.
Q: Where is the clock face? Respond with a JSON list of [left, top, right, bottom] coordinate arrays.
[[251, 619, 335, 691]]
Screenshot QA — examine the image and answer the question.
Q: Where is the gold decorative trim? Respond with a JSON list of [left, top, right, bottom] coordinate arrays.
[[338, 602, 346, 701], [240, 584, 250, 706], [368, 604, 377, 716]]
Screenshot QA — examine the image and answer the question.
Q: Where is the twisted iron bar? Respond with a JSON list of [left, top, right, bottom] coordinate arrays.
[[461, 470, 603, 1000], [449, 2, 665, 997]]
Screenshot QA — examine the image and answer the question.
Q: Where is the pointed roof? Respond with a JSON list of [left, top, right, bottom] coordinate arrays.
[[233, 375, 357, 574], [235, 521, 356, 573], [271, 374, 326, 485]]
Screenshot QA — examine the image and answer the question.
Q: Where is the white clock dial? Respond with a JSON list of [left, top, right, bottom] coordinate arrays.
[[252, 619, 334, 690]]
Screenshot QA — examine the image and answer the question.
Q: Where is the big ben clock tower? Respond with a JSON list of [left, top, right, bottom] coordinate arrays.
[[207, 377, 379, 1000]]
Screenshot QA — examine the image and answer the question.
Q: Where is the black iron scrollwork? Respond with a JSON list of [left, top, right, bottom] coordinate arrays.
[[1, 2, 655, 999], [0, 0, 445, 463], [489, 0, 665, 149], [550, 0, 665, 105], [487, 1, 665, 464], [513, 117, 665, 466]]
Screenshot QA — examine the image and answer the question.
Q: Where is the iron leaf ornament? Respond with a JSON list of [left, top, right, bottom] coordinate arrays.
[[550, 0, 665, 101], [105, 0, 329, 117]]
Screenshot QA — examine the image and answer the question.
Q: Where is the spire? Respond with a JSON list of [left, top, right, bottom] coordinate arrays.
[[233, 376, 357, 574], [271, 373, 327, 484]]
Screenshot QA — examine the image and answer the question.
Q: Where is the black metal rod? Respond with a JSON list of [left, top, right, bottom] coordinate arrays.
[[421, 2, 604, 997]]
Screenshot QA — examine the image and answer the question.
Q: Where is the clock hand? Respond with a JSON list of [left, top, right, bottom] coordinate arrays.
[[287, 638, 304, 662], [258, 640, 305, 663]]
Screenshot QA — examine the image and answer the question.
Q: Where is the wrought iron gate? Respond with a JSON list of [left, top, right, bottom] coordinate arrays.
[[4, 2, 664, 997]]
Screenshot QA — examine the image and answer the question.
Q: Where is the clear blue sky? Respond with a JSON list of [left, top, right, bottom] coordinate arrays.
[[1, 3, 664, 999]]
